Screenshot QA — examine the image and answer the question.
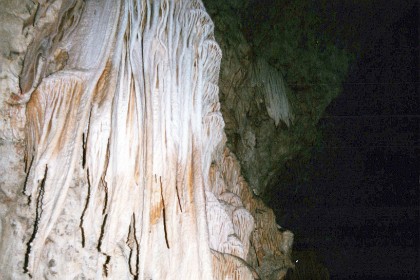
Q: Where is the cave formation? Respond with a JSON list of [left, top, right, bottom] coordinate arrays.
[[0, 1, 294, 279]]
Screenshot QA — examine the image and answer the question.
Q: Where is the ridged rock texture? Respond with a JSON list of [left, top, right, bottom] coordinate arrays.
[[0, 1, 293, 279]]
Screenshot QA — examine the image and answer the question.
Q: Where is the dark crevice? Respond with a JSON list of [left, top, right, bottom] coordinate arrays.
[[133, 214, 140, 277], [23, 156, 34, 197], [101, 138, 111, 215], [24, 150, 34, 173], [97, 214, 108, 252], [101, 178, 108, 215], [103, 255, 111, 277], [82, 107, 92, 169], [159, 177, 170, 249], [127, 214, 140, 278], [79, 168, 91, 248], [82, 132, 87, 168], [127, 221, 135, 276], [24, 165, 48, 275], [22, 4, 38, 30]]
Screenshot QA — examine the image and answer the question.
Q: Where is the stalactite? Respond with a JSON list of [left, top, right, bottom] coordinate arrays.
[[251, 58, 293, 127]]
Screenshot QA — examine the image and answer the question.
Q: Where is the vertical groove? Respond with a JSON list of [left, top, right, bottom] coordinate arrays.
[[79, 168, 91, 248], [175, 180, 183, 212], [24, 165, 48, 275], [159, 177, 170, 249]]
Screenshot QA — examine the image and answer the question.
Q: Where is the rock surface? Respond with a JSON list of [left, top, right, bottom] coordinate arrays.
[[204, 0, 297, 196], [0, 1, 293, 279], [204, 0, 351, 197]]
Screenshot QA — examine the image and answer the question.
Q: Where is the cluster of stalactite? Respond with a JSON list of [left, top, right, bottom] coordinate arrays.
[[251, 58, 293, 127], [0, 0, 294, 279]]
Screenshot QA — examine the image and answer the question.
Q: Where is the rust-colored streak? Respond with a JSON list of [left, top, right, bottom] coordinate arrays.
[[150, 180, 163, 224], [187, 150, 195, 204], [26, 89, 44, 149], [126, 75, 136, 129], [53, 80, 83, 155], [188, 169, 194, 204], [150, 203, 163, 225], [93, 60, 112, 106], [20, 55, 37, 94]]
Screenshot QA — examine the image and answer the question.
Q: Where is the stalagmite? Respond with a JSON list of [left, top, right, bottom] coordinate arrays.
[[0, 0, 294, 279]]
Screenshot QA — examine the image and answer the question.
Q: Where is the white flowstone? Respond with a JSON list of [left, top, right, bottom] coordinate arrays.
[[0, 1, 294, 279]]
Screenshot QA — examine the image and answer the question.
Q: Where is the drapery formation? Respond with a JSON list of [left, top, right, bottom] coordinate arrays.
[[9, 0, 294, 278], [23, 1, 221, 278]]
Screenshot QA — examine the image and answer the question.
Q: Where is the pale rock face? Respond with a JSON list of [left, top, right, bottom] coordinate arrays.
[[0, 1, 37, 279], [0, 0, 36, 141], [0, 1, 293, 279]]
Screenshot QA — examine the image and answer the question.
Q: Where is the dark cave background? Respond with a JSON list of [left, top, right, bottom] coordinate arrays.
[[266, 1, 419, 279]]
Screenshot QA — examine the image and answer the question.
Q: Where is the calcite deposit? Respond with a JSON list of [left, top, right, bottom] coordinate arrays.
[[0, 0, 293, 279]]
